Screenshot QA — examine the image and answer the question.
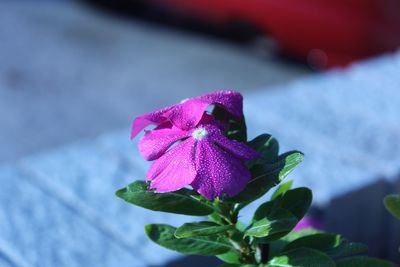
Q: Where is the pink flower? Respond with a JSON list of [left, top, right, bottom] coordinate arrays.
[[130, 90, 259, 199], [294, 216, 323, 231], [139, 115, 259, 199], [130, 90, 243, 139]]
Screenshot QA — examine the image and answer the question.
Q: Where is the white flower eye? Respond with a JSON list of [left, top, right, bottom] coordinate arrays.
[[192, 128, 208, 140]]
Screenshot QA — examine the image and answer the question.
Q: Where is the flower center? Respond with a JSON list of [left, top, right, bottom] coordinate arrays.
[[192, 127, 208, 140]]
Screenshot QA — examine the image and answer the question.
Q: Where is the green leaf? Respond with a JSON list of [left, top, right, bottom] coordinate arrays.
[[384, 194, 400, 220], [217, 250, 241, 264], [228, 151, 304, 206], [145, 224, 233, 256], [116, 181, 214, 216], [208, 212, 225, 224], [247, 134, 279, 166], [268, 229, 322, 258], [282, 232, 367, 258], [236, 221, 247, 232], [252, 200, 278, 222], [245, 207, 298, 239], [272, 151, 304, 180], [336, 256, 396, 267], [269, 230, 367, 259], [267, 248, 335, 267], [271, 180, 293, 200], [280, 188, 312, 220], [252, 188, 311, 224], [249, 188, 311, 244], [282, 229, 322, 242], [326, 239, 368, 258], [175, 221, 234, 238], [282, 233, 367, 258], [283, 233, 341, 252]]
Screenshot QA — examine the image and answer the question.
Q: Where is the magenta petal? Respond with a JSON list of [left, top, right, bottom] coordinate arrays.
[[164, 90, 243, 131], [164, 98, 209, 131], [131, 90, 244, 137], [146, 138, 197, 193], [138, 127, 191, 161], [191, 140, 251, 199], [294, 217, 323, 231], [199, 90, 243, 119], [209, 127, 260, 161], [130, 106, 174, 139]]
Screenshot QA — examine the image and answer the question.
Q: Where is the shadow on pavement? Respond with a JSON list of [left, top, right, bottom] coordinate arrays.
[[324, 176, 400, 262]]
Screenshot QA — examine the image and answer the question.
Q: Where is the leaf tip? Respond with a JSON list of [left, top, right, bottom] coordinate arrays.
[[115, 187, 126, 198], [144, 224, 154, 236]]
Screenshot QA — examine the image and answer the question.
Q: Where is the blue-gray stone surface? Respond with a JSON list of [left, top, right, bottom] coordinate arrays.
[[2, 51, 400, 265], [0, 0, 307, 163], [245, 54, 400, 205], [1, 1, 400, 265]]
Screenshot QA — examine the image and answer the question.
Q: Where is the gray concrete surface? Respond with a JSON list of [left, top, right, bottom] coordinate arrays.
[[0, 0, 308, 163]]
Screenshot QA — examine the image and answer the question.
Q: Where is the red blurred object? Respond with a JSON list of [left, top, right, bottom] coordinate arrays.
[[149, 0, 400, 68]]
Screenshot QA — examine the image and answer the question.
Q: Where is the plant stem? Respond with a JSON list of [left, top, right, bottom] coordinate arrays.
[[215, 200, 258, 264]]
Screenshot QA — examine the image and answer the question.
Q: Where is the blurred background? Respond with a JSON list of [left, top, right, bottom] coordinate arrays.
[[0, 0, 400, 266]]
